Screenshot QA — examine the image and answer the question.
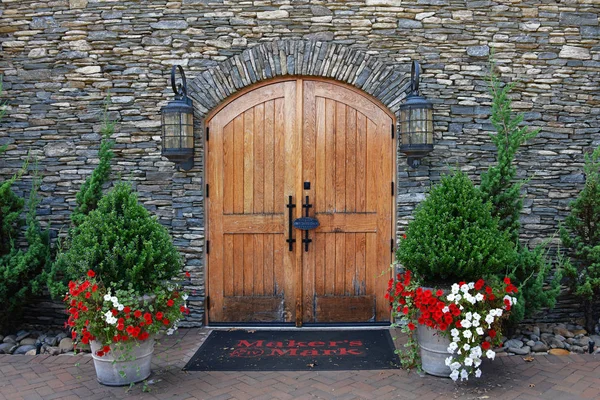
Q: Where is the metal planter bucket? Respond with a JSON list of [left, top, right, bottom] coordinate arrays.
[[90, 338, 154, 386], [417, 324, 451, 377]]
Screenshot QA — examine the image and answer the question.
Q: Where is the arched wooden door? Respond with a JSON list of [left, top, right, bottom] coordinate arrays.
[[206, 79, 395, 325]]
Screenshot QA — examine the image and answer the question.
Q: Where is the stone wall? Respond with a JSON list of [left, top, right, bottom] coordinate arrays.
[[1, 0, 599, 327]]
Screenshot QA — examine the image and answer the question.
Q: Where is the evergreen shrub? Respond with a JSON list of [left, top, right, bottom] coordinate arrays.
[[396, 171, 516, 285], [54, 182, 183, 293]]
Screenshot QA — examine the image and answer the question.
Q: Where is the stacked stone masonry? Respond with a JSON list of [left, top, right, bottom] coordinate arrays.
[[0, 0, 599, 327]]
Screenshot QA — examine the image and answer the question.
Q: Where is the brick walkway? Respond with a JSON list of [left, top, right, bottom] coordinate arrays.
[[0, 328, 598, 400]]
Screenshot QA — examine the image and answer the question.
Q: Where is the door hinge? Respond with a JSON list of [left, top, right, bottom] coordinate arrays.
[[391, 181, 394, 196], [205, 126, 209, 141], [391, 124, 395, 139], [206, 240, 210, 254], [391, 239, 395, 253], [206, 184, 209, 198]]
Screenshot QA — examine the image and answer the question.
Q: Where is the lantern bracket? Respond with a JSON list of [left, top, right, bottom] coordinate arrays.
[[410, 60, 420, 96], [171, 65, 188, 100]]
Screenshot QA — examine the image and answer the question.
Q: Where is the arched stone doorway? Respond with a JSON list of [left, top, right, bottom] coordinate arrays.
[[205, 77, 396, 326]]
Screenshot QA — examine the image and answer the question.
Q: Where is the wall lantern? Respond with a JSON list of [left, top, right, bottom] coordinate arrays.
[[161, 65, 194, 171], [399, 60, 434, 168]]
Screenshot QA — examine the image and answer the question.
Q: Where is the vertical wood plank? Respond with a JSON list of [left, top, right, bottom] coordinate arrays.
[[264, 100, 275, 214], [325, 233, 336, 295], [254, 234, 264, 295], [254, 103, 265, 214], [325, 99, 336, 213], [243, 233, 254, 296], [355, 233, 366, 296], [274, 98, 285, 214], [223, 235, 234, 296], [223, 122, 234, 215], [233, 234, 244, 296], [346, 108, 356, 213], [233, 115, 244, 214], [335, 103, 346, 213], [335, 232, 345, 295], [345, 232, 356, 296], [243, 109, 254, 214], [315, 97, 326, 217], [264, 234, 274, 295], [356, 113, 367, 213]]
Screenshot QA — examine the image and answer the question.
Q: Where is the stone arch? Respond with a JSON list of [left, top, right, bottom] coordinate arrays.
[[187, 40, 410, 118]]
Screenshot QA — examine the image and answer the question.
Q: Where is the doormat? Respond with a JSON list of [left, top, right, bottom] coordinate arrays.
[[183, 329, 400, 371]]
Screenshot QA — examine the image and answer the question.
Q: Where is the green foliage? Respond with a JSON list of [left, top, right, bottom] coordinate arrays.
[[559, 147, 600, 331], [71, 96, 115, 227], [479, 55, 561, 323], [0, 166, 26, 256], [54, 182, 183, 293], [396, 171, 516, 285], [0, 166, 51, 330], [47, 97, 115, 298]]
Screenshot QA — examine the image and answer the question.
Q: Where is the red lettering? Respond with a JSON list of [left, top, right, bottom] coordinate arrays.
[[308, 341, 325, 347], [349, 341, 363, 347], [329, 341, 339, 347], [300, 349, 320, 356], [323, 349, 336, 356], [236, 340, 264, 348], [266, 341, 284, 348], [269, 348, 298, 356], [338, 348, 362, 355]]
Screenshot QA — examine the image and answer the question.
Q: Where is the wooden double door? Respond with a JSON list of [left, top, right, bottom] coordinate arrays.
[[206, 78, 395, 325]]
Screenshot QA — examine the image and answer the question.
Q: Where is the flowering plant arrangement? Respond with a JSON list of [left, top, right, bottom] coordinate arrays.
[[386, 269, 518, 381], [65, 269, 190, 357]]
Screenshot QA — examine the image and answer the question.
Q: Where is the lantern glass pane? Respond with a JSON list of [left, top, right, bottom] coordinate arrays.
[[400, 109, 410, 145], [184, 113, 194, 148], [426, 108, 433, 145], [163, 112, 181, 149]]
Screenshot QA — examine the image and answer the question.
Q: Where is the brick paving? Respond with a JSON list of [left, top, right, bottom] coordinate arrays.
[[0, 328, 598, 400]]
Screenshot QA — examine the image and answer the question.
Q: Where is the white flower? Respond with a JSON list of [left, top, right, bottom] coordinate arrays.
[[463, 330, 473, 339], [485, 314, 494, 327], [110, 296, 118, 304], [103, 294, 112, 301], [466, 294, 477, 304], [182, 293, 189, 301], [445, 356, 453, 366], [454, 294, 462, 302], [105, 315, 117, 325], [475, 293, 484, 302], [495, 308, 503, 317], [450, 369, 460, 381], [448, 342, 458, 353], [463, 343, 471, 351], [464, 357, 473, 366], [475, 369, 482, 378], [451, 328, 460, 337], [117, 304, 124, 311], [486, 349, 496, 360], [104, 310, 113, 318], [465, 312, 473, 321], [476, 327, 484, 336], [470, 346, 482, 359], [462, 319, 472, 328], [473, 312, 481, 320], [166, 328, 175, 335], [450, 362, 461, 371], [460, 284, 470, 293], [453, 335, 461, 342], [447, 293, 455, 302], [442, 306, 449, 313], [460, 369, 469, 381], [472, 319, 480, 328], [451, 284, 460, 294], [512, 296, 518, 305], [474, 358, 482, 368]]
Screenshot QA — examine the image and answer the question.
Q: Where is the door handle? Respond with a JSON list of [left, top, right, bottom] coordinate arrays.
[[302, 195, 313, 252], [286, 195, 296, 251]]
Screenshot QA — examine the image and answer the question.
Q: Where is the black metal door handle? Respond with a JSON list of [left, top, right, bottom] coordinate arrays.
[[302, 195, 312, 252], [286, 195, 296, 251]]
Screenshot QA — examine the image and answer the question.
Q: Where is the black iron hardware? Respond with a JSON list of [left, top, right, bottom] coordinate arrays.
[[206, 126, 209, 141], [286, 196, 296, 251], [301, 195, 313, 252], [304, 181, 311, 190], [391, 239, 394, 253], [293, 217, 320, 231], [391, 124, 395, 139], [391, 181, 394, 196], [206, 184, 209, 198], [206, 240, 210, 254]]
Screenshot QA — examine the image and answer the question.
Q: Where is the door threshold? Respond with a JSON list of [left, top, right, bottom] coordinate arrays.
[[206, 323, 392, 331]]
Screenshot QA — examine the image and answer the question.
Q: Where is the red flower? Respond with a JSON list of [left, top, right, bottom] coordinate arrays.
[[85, 292, 91, 299], [81, 336, 89, 344], [503, 277, 511, 285], [474, 279, 485, 290], [180, 305, 187, 313], [123, 306, 131, 314], [139, 332, 150, 341], [485, 286, 493, 295], [111, 309, 118, 316], [167, 299, 174, 307], [96, 350, 104, 357], [402, 306, 409, 315], [156, 311, 164, 320], [87, 270, 95, 278], [456, 320, 462, 328], [162, 318, 170, 326], [444, 314, 453, 324], [435, 289, 443, 297], [407, 322, 415, 331], [439, 323, 448, 331], [126, 326, 134, 334], [92, 284, 98, 292], [482, 341, 491, 350], [144, 312, 152, 321], [134, 310, 142, 318], [113, 335, 120, 342], [185, 271, 191, 278], [117, 324, 124, 331], [488, 329, 497, 338], [402, 234, 407, 239], [103, 345, 110, 353], [489, 294, 496, 301]]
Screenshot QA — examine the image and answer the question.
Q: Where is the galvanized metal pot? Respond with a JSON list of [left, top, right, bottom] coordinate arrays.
[[90, 338, 154, 386], [417, 323, 451, 377]]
